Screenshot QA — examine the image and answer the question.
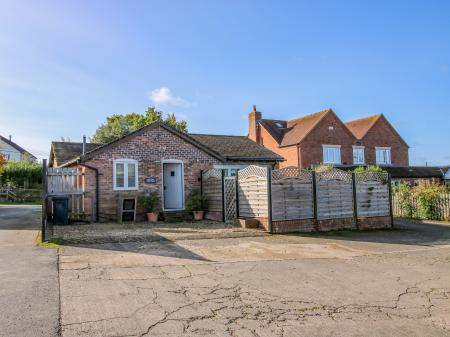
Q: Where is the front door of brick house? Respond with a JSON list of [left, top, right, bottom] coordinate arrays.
[[163, 162, 184, 210]]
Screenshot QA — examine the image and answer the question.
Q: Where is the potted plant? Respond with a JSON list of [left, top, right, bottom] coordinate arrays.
[[138, 192, 160, 222], [186, 189, 208, 220]]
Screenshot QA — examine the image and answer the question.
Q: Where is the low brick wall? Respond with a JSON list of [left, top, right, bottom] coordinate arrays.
[[239, 215, 392, 233], [272, 219, 315, 233], [357, 216, 392, 230], [317, 217, 357, 232]]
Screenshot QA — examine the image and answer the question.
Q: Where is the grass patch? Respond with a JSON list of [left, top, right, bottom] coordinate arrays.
[[35, 232, 64, 247]]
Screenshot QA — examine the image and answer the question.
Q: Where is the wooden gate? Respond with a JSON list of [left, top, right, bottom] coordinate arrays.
[[224, 176, 236, 222]]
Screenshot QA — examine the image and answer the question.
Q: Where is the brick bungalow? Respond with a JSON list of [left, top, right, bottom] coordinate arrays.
[[249, 106, 409, 168], [49, 121, 282, 222]]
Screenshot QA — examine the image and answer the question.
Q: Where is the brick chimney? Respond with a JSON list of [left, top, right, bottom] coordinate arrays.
[[248, 105, 261, 143]]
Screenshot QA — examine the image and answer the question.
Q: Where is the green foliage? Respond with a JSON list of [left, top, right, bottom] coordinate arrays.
[[412, 181, 446, 220], [353, 165, 385, 174], [314, 163, 333, 172], [138, 192, 161, 213], [91, 106, 188, 144], [185, 189, 208, 212], [393, 183, 414, 217], [393, 181, 447, 220], [0, 160, 42, 188]]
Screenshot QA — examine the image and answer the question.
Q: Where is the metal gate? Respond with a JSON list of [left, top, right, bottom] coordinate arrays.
[[224, 176, 236, 222]]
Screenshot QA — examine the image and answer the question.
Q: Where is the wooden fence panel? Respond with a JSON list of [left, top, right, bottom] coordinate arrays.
[[316, 169, 354, 220], [238, 166, 268, 218], [47, 167, 82, 195], [392, 192, 450, 220], [355, 172, 390, 217], [271, 167, 314, 221], [202, 169, 223, 213]]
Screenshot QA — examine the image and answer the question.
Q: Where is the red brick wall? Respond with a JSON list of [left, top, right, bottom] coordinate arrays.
[[360, 117, 409, 166], [299, 112, 357, 168], [80, 125, 221, 221], [259, 126, 296, 168]]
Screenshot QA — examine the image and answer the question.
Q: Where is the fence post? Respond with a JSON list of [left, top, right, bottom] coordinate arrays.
[[388, 173, 394, 227], [312, 171, 318, 231], [41, 159, 48, 242], [266, 167, 273, 233], [199, 170, 203, 207], [235, 170, 240, 219], [351, 172, 359, 230], [221, 170, 225, 223]]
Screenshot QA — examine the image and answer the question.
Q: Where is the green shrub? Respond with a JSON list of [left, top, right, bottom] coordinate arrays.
[[186, 189, 208, 212], [393, 183, 414, 217], [138, 192, 160, 213], [314, 163, 333, 172], [411, 181, 446, 220], [353, 165, 384, 174], [0, 161, 42, 188]]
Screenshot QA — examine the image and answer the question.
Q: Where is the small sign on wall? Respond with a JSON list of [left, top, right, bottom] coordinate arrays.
[[144, 177, 157, 184]]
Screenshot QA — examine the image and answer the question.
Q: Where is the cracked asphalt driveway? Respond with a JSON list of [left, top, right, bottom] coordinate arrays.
[[58, 221, 450, 337]]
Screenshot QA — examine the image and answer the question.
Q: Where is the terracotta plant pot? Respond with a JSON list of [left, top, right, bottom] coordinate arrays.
[[146, 212, 158, 222], [193, 211, 204, 221]]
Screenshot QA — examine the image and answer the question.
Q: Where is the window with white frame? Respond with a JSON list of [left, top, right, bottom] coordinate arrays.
[[353, 146, 365, 164], [113, 159, 138, 190], [214, 164, 247, 177], [376, 147, 391, 165], [323, 145, 341, 164]]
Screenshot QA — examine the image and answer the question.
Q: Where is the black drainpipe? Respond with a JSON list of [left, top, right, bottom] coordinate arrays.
[[79, 163, 100, 222]]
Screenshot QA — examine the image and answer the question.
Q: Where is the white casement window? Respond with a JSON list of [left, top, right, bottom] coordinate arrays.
[[375, 147, 391, 165], [213, 164, 247, 177], [353, 146, 365, 164], [113, 159, 138, 190], [322, 145, 341, 164]]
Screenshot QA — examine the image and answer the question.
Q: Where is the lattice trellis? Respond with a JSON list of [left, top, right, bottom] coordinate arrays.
[[237, 165, 268, 180], [224, 177, 236, 221], [272, 166, 312, 182], [316, 168, 352, 182], [202, 168, 222, 181], [355, 171, 389, 184]]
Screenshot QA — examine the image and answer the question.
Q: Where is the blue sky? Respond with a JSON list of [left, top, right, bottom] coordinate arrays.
[[1, 0, 449, 165]]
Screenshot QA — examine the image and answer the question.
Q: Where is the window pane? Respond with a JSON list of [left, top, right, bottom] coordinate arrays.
[[116, 163, 124, 187], [353, 148, 364, 164], [323, 146, 340, 164], [127, 163, 136, 187]]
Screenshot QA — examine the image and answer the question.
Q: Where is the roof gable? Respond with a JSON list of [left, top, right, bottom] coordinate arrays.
[[0, 135, 36, 159], [80, 121, 225, 163], [345, 114, 409, 147], [345, 114, 382, 139], [259, 109, 355, 147]]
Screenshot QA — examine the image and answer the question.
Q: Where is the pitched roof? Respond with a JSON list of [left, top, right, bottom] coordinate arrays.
[[344, 114, 382, 139], [53, 121, 283, 167], [50, 142, 101, 167], [259, 109, 344, 147], [0, 135, 36, 159], [189, 134, 283, 161]]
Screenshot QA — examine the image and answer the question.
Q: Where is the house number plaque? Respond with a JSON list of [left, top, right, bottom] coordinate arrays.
[[144, 177, 157, 184]]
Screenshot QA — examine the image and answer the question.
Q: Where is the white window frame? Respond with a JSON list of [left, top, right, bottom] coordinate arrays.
[[375, 147, 392, 165], [113, 159, 139, 191], [213, 164, 247, 177], [352, 146, 365, 165], [322, 145, 341, 164]]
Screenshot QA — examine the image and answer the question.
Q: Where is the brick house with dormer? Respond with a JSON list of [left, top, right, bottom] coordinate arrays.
[[248, 106, 409, 169]]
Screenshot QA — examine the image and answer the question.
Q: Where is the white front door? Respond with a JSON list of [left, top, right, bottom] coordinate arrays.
[[163, 162, 184, 210]]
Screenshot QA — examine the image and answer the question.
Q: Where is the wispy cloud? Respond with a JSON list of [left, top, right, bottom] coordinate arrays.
[[148, 87, 191, 107]]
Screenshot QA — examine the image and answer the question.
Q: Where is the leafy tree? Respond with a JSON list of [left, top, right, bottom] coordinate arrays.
[[91, 107, 187, 144], [0, 153, 6, 176]]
